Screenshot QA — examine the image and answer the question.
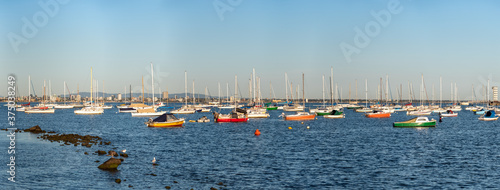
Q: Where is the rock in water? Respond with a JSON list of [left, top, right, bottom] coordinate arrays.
[[24, 125, 46, 134], [120, 153, 128, 157], [98, 158, 122, 170], [96, 150, 107, 155], [107, 151, 118, 157], [115, 179, 121, 183]]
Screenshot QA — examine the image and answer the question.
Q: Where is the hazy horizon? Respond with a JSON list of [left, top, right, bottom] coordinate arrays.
[[2, 0, 500, 100]]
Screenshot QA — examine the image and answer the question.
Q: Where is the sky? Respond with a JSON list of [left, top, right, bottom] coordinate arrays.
[[1, 0, 500, 100]]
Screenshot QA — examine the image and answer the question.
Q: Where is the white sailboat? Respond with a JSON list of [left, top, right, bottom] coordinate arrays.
[[54, 81, 74, 109], [26, 79, 55, 114], [132, 63, 167, 117], [171, 71, 196, 114], [74, 67, 104, 115]]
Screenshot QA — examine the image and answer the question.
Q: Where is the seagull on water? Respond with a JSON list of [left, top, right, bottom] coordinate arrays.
[[152, 157, 156, 164], [121, 149, 126, 153]]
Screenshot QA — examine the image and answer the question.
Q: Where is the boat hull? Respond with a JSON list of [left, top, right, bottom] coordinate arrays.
[[266, 107, 278, 110], [365, 113, 391, 118], [440, 113, 458, 117], [478, 117, 499, 121], [215, 118, 249, 122], [131, 111, 167, 117], [393, 121, 436, 127], [285, 115, 316, 121], [54, 105, 74, 109], [25, 109, 55, 114], [74, 110, 103, 115], [324, 114, 345, 119], [147, 119, 185, 127]]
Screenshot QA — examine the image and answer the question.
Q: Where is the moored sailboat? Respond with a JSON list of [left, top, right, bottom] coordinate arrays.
[[74, 67, 104, 115]]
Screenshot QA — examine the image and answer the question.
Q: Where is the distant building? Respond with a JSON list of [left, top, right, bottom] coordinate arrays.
[[76, 95, 81, 101], [493, 86, 498, 101], [162, 91, 168, 99], [117, 93, 122, 101]]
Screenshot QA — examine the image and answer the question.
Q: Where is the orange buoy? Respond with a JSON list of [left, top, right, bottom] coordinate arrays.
[[255, 129, 261, 136]]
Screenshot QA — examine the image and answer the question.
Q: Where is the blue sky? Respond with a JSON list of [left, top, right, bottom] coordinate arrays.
[[2, 0, 500, 100]]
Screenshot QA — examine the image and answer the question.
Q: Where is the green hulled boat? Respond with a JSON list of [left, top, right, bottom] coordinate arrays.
[[323, 110, 345, 119], [315, 109, 332, 116], [266, 106, 278, 110], [393, 117, 436, 127]]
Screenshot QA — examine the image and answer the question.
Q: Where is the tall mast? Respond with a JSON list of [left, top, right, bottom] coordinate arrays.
[[151, 63, 155, 107], [49, 80, 51, 103], [130, 85, 132, 103], [355, 79, 358, 103], [386, 75, 389, 104], [365, 79, 368, 108], [329, 77, 333, 106], [285, 72, 288, 103], [142, 76, 145, 104], [421, 74, 423, 106], [103, 81, 105, 105], [28, 75, 31, 103], [454, 83, 457, 105], [218, 82, 220, 104], [330, 66, 334, 105], [63, 81, 66, 105], [432, 83, 434, 105], [450, 82, 453, 105], [349, 83, 351, 103], [379, 78, 383, 103], [192, 80, 195, 105], [322, 75, 325, 108], [487, 79, 490, 107], [440, 76, 442, 107], [335, 83, 338, 104], [253, 68, 256, 103], [90, 68, 93, 106], [472, 84, 474, 104], [226, 83, 229, 103], [234, 75, 238, 110], [248, 79, 251, 102], [302, 73, 305, 107], [184, 71, 187, 106]]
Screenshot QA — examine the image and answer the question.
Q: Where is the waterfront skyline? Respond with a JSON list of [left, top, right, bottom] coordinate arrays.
[[2, 0, 500, 100]]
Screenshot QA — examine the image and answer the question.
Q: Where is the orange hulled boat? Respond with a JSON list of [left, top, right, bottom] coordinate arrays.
[[365, 110, 391, 118], [284, 112, 316, 121]]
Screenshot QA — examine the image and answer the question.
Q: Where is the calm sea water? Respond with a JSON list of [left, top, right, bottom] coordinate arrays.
[[2, 103, 500, 189]]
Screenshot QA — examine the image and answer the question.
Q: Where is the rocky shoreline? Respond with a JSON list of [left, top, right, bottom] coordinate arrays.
[[2, 126, 228, 189]]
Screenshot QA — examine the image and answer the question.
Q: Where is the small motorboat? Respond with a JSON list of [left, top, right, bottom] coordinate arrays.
[[145, 113, 185, 127], [473, 108, 485, 115], [478, 110, 499, 121], [393, 117, 436, 127], [213, 109, 249, 122], [439, 110, 458, 117], [197, 116, 211, 123]]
